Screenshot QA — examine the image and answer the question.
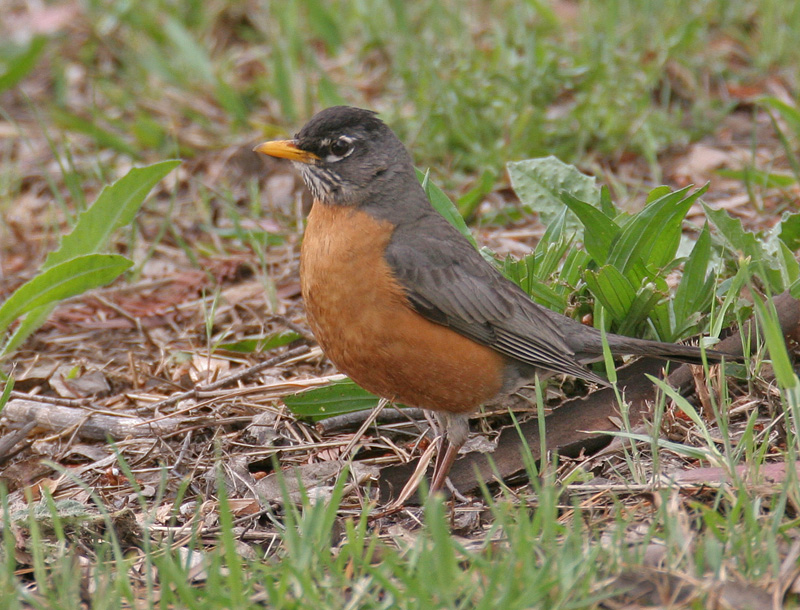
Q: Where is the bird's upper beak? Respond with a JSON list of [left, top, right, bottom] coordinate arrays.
[[253, 140, 319, 164]]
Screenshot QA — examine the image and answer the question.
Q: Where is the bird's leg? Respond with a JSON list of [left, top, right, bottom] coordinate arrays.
[[430, 439, 461, 493], [429, 412, 469, 493]]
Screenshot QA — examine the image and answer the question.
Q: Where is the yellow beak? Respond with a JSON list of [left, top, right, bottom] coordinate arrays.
[[253, 140, 319, 164]]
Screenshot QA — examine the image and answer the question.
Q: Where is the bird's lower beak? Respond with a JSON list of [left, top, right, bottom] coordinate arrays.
[[253, 140, 319, 164]]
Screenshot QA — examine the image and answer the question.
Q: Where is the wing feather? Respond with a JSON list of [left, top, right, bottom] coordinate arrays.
[[384, 214, 602, 382]]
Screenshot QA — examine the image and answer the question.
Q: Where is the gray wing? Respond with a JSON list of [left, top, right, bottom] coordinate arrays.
[[384, 214, 607, 384]]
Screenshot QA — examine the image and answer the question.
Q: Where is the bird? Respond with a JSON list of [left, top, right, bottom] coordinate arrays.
[[254, 105, 733, 494]]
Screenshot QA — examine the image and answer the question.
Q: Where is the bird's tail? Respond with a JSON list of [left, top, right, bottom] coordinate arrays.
[[578, 331, 741, 366]]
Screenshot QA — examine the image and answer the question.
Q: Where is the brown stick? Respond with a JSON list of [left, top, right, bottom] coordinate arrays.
[[3, 399, 183, 441], [147, 345, 310, 411]]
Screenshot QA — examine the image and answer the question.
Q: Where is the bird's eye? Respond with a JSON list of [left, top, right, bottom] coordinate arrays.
[[329, 137, 353, 158]]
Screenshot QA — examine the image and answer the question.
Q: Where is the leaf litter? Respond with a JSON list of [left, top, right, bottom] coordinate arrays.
[[1, 3, 800, 607]]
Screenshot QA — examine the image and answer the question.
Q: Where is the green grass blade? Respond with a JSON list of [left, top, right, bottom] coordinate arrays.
[[163, 16, 216, 82], [765, 107, 800, 183], [457, 169, 496, 218], [599, 185, 616, 217], [760, 97, 800, 134], [752, 292, 798, 390], [417, 168, 477, 247], [271, 46, 296, 123], [559, 248, 591, 290], [711, 260, 751, 339], [536, 206, 567, 252], [51, 109, 140, 158], [716, 167, 796, 189], [0, 377, 12, 411], [596, 430, 714, 461], [217, 331, 301, 353], [304, 0, 343, 52], [0, 36, 47, 93], [646, 375, 724, 463]]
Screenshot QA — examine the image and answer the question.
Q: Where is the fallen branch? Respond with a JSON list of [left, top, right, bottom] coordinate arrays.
[[3, 399, 183, 440]]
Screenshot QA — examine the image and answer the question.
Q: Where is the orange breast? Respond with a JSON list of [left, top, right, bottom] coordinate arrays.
[[300, 202, 505, 414]]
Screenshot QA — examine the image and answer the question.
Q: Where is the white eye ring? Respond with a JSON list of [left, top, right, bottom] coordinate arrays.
[[325, 136, 355, 162]]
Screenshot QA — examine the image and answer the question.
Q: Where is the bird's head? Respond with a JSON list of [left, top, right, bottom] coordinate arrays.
[[254, 106, 412, 207]]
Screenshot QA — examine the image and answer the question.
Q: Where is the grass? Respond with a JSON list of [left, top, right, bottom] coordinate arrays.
[[2, 0, 800, 608], [4, 426, 799, 609], [4, 0, 797, 194]]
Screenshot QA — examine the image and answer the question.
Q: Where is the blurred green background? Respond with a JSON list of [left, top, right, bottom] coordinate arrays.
[[4, 0, 798, 192]]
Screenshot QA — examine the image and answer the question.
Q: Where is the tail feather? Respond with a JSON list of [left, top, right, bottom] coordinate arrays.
[[576, 332, 741, 366], [607, 335, 738, 365]]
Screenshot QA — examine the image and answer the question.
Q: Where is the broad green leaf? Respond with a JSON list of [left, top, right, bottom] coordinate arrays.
[[648, 299, 675, 341], [599, 185, 616, 217], [502, 253, 568, 311], [0, 255, 132, 335], [705, 203, 789, 290], [618, 283, 661, 336], [778, 211, 800, 251], [2, 161, 179, 355], [583, 265, 636, 322], [218, 331, 301, 353], [0, 36, 47, 93], [45, 160, 180, 269], [283, 378, 382, 421], [674, 224, 713, 322], [778, 241, 800, 287], [790, 277, 800, 300], [559, 248, 591, 292], [608, 185, 705, 274], [536, 206, 567, 252], [539, 241, 572, 279], [560, 192, 620, 264], [645, 185, 672, 203], [526, 278, 569, 312], [507, 156, 600, 234], [417, 168, 477, 247]]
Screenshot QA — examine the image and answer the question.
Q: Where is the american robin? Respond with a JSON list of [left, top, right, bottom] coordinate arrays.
[[254, 106, 732, 493]]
